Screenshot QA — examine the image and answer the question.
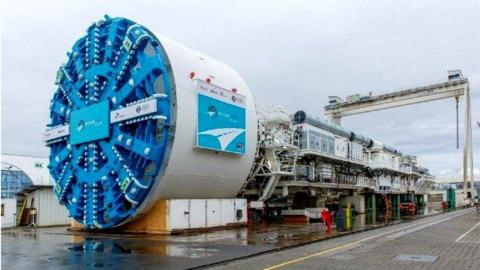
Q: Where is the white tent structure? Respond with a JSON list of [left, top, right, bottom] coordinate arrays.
[[1, 153, 69, 227], [2, 153, 52, 186]]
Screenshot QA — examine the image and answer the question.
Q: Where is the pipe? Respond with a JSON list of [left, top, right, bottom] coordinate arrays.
[[383, 144, 401, 155], [293, 111, 353, 139], [293, 111, 401, 155], [350, 132, 373, 147]]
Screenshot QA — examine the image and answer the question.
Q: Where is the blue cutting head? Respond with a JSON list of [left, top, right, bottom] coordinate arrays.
[[46, 16, 175, 228]]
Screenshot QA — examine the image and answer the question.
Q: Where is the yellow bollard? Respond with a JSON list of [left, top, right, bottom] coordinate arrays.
[[346, 204, 352, 230]]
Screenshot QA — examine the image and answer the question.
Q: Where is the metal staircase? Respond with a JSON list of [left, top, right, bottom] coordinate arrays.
[[240, 117, 299, 201], [414, 177, 427, 193]]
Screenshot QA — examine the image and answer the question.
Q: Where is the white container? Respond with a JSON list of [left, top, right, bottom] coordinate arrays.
[[0, 199, 17, 228], [335, 137, 349, 158], [392, 177, 401, 190], [392, 156, 400, 171], [169, 198, 246, 230], [24, 187, 70, 226], [349, 142, 363, 161], [378, 176, 392, 187]]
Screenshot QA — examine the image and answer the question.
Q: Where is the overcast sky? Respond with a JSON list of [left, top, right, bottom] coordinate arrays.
[[2, 0, 479, 177]]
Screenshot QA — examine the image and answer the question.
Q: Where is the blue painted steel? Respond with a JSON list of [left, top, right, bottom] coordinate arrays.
[[197, 94, 246, 155], [47, 16, 175, 228], [70, 101, 110, 145]]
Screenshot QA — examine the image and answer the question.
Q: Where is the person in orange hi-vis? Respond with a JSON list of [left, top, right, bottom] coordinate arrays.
[[321, 209, 332, 233]]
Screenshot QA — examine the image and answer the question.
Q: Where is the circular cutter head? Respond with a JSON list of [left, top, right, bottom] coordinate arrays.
[[46, 16, 175, 228]]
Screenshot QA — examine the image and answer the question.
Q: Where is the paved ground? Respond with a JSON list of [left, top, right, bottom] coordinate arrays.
[[0, 212, 384, 270], [211, 208, 480, 270], [2, 209, 475, 269]]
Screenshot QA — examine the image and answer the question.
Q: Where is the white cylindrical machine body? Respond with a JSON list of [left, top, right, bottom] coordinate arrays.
[[153, 35, 258, 199]]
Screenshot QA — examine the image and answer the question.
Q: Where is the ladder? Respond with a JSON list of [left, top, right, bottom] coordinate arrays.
[[16, 196, 27, 226]]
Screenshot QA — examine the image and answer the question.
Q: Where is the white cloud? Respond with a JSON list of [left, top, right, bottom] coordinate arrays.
[[2, 0, 480, 176]]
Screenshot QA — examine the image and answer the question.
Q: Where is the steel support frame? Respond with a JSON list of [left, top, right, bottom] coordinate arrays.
[[324, 77, 475, 199]]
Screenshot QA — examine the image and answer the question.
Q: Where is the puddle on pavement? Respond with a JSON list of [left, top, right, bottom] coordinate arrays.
[[67, 238, 220, 258]]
